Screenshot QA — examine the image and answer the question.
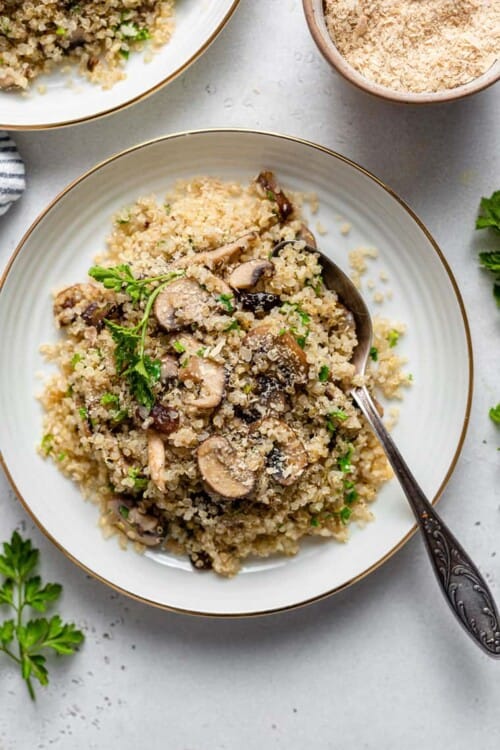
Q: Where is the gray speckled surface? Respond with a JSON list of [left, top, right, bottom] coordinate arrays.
[[0, 1, 499, 747]]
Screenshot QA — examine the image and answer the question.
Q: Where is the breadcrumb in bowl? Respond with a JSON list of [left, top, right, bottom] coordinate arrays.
[[39, 172, 410, 577], [303, 0, 500, 104]]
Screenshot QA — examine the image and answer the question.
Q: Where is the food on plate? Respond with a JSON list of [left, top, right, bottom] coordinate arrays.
[[323, 0, 499, 94], [0, 1, 174, 91], [39, 173, 409, 576]]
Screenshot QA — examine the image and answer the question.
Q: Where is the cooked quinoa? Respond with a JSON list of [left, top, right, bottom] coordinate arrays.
[[39, 173, 410, 577], [0, 1, 174, 91]]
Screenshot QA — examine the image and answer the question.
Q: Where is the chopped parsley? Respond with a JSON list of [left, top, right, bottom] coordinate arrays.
[[337, 445, 353, 473], [118, 505, 130, 519], [57, 452, 67, 462], [70, 353, 82, 368], [216, 294, 234, 313], [119, 22, 151, 42], [41, 434, 53, 455], [489, 404, 500, 425], [295, 333, 308, 349], [339, 506, 352, 524], [345, 489, 358, 505], [55, 27, 66, 36], [280, 302, 311, 325], [128, 468, 148, 491], [196, 347, 207, 357], [387, 329, 400, 347], [100, 392, 120, 407], [172, 341, 186, 354], [225, 319, 241, 332], [310, 517, 320, 528], [306, 275, 323, 297], [78, 407, 88, 420], [369, 346, 378, 362], [318, 365, 330, 382], [119, 48, 130, 60]]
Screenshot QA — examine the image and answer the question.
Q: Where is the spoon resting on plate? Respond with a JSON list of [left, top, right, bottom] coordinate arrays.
[[273, 239, 500, 657]]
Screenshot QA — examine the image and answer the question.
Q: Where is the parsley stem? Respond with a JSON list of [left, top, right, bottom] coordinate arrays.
[[137, 279, 173, 359], [0, 644, 21, 664]]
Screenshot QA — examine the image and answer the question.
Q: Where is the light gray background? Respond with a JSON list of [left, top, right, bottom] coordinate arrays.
[[1, 1, 499, 747]]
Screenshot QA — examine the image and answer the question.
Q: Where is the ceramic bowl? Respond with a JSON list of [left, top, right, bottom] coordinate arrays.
[[303, 0, 500, 104]]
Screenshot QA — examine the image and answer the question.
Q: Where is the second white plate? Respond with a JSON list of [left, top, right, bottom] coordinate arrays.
[[0, 1, 240, 130]]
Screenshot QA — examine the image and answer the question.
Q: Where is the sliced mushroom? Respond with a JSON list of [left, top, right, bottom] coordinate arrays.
[[253, 417, 308, 486], [297, 223, 317, 248], [256, 171, 294, 221], [197, 436, 255, 499], [180, 232, 258, 270], [106, 498, 166, 547], [153, 279, 211, 331], [227, 259, 274, 290], [238, 291, 281, 314], [244, 325, 308, 385], [150, 404, 180, 434], [53, 283, 107, 327], [160, 354, 179, 381], [147, 431, 166, 492], [179, 357, 225, 409]]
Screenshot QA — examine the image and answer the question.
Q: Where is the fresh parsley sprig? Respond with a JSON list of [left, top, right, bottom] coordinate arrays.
[[89, 265, 184, 408], [475, 191, 500, 308], [0, 532, 84, 700], [88, 263, 180, 303]]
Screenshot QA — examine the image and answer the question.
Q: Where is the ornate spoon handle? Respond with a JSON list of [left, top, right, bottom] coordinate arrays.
[[353, 385, 500, 657]]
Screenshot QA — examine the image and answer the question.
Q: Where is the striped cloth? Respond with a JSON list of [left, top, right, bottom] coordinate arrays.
[[0, 131, 25, 217]]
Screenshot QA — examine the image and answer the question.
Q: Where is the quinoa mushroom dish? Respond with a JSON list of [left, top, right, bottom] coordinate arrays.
[[39, 172, 410, 577], [0, 1, 174, 91]]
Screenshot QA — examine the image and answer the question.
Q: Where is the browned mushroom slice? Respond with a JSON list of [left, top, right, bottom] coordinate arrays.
[[197, 436, 255, 499], [53, 283, 107, 327], [253, 417, 308, 486], [179, 357, 225, 409], [256, 171, 294, 221], [153, 279, 211, 331], [106, 498, 166, 547], [227, 259, 275, 290], [297, 223, 317, 248], [244, 325, 308, 385], [180, 232, 258, 270], [147, 431, 166, 491]]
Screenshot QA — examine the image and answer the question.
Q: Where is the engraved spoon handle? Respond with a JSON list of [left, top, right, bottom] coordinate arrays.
[[353, 385, 500, 657]]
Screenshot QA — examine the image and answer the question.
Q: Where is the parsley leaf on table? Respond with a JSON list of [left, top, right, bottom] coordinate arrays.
[[489, 404, 500, 425], [476, 191, 500, 233], [0, 532, 84, 700], [475, 191, 500, 309]]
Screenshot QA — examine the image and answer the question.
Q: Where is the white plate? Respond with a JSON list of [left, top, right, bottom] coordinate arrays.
[[0, 1, 239, 130], [0, 130, 472, 616]]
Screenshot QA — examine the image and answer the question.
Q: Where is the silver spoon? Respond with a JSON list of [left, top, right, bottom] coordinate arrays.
[[273, 239, 500, 657]]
